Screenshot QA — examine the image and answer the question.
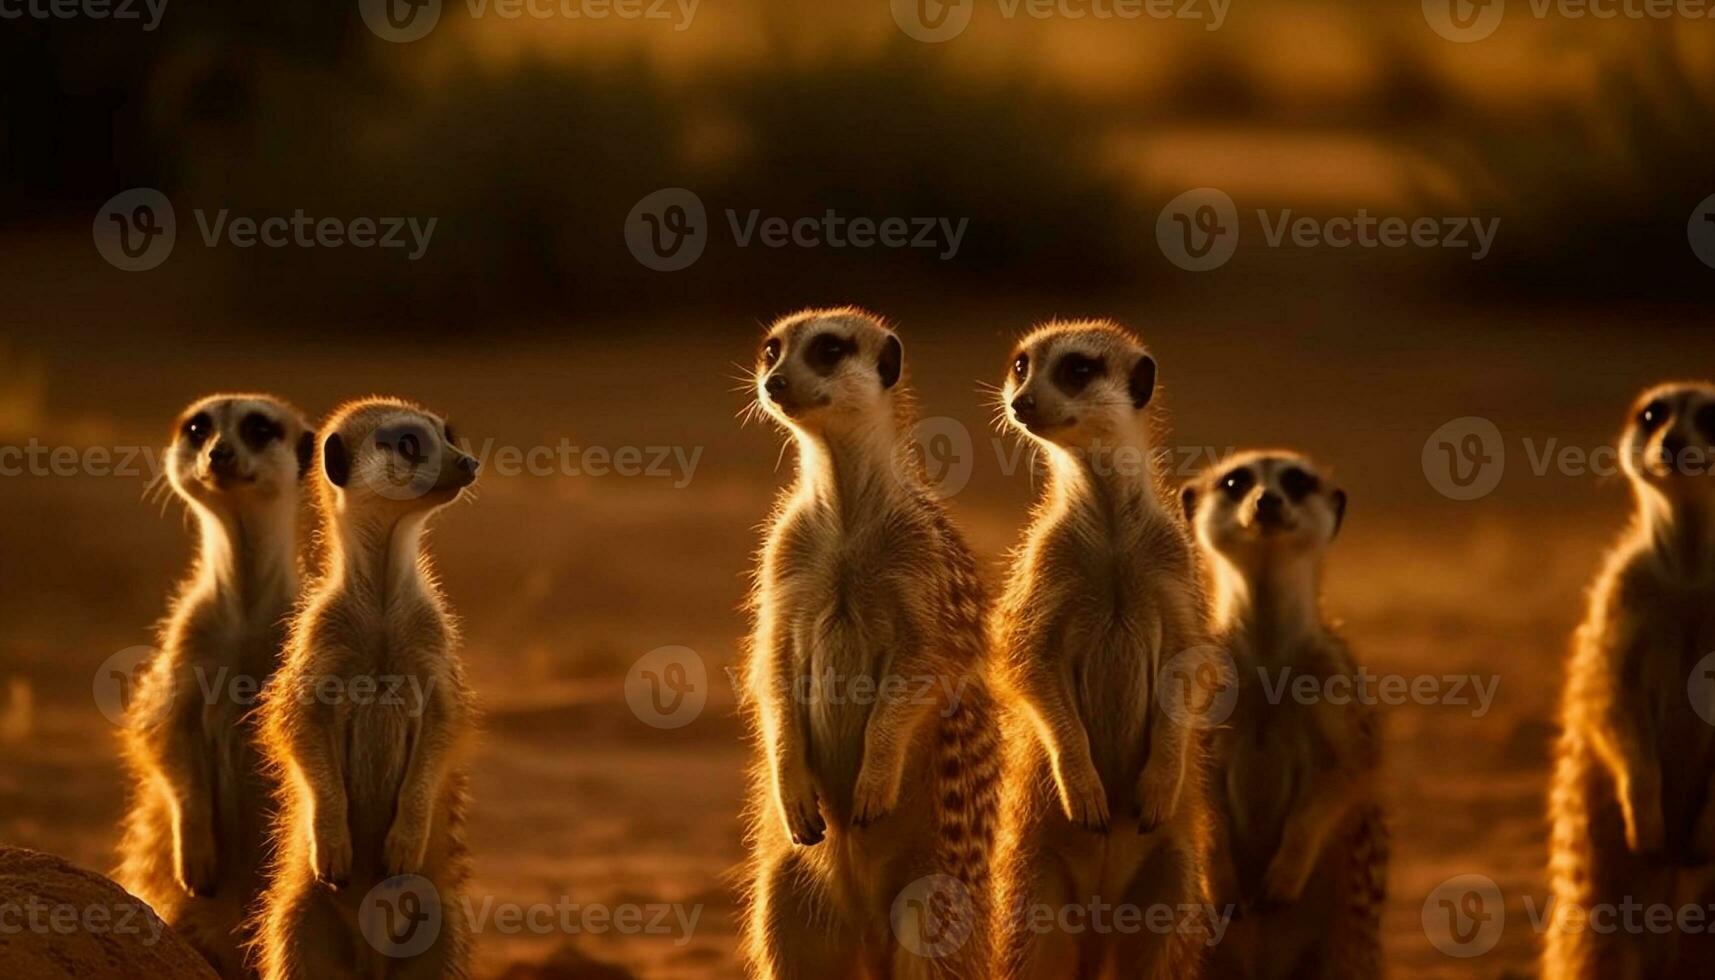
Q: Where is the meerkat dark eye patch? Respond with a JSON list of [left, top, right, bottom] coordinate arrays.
[[395, 432, 424, 464], [1696, 403, 1715, 441], [323, 433, 349, 487], [1012, 352, 1029, 381], [1128, 354, 1157, 409], [1052, 352, 1105, 396], [877, 333, 903, 390], [804, 332, 850, 375], [1220, 467, 1255, 501], [182, 412, 213, 447], [238, 412, 282, 451], [1278, 466, 1320, 502], [1638, 398, 1670, 433], [296, 431, 315, 479]]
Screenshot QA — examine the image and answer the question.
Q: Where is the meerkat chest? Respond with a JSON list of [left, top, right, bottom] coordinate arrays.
[[1225, 665, 1323, 842]]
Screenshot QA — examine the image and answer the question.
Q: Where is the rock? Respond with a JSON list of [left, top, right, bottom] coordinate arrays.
[[490, 941, 638, 980], [0, 846, 218, 979]]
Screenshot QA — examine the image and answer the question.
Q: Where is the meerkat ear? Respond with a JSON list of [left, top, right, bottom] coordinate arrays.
[[323, 433, 349, 488], [1180, 484, 1198, 523], [1330, 489, 1347, 539], [297, 431, 316, 480], [1129, 354, 1157, 409], [877, 333, 903, 390]]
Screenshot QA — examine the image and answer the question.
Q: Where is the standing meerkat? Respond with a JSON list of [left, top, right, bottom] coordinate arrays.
[[253, 397, 480, 980], [117, 394, 315, 978], [992, 320, 1215, 980], [1182, 450, 1386, 980], [1545, 382, 1715, 980], [740, 308, 1001, 980]]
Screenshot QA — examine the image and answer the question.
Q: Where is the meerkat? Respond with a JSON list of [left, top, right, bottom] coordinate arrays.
[[1545, 382, 1715, 980], [739, 307, 1001, 980], [991, 320, 1215, 980], [1182, 450, 1386, 980], [115, 393, 316, 978], [252, 397, 480, 980]]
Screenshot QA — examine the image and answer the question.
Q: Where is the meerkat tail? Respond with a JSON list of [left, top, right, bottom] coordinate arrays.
[[934, 679, 1001, 895]]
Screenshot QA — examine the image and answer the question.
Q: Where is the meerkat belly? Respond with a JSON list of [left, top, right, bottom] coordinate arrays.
[[797, 575, 906, 819], [1225, 702, 1310, 890], [343, 662, 422, 856], [1063, 610, 1156, 804], [1650, 608, 1715, 851]]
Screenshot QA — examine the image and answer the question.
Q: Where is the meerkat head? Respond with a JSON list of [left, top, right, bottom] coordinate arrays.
[[1002, 320, 1157, 453], [315, 398, 479, 516], [166, 394, 314, 510], [754, 307, 905, 438], [1183, 450, 1346, 574], [1620, 382, 1715, 501]]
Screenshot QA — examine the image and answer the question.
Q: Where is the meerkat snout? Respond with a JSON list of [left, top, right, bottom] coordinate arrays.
[[1184, 451, 1346, 559], [1621, 382, 1715, 485], [166, 394, 314, 501], [318, 401, 477, 505], [754, 307, 904, 428], [1001, 320, 1156, 448]]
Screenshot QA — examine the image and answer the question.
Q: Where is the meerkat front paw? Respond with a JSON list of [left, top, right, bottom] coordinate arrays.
[[173, 818, 219, 897], [776, 762, 826, 846], [384, 813, 431, 877], [1621, 779, 1665, 856], [1133, 758, 1183, 833], [851, 759, 903, 828], [311, 818, 353, 890], [1054, 757, 1110, 833]]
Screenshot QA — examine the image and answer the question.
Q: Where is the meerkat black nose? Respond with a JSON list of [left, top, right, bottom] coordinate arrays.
[[765, 375, 789, 400], [208, 442, 237, 469], [1662, 433, 1689, 468], [456, 454, 479, 476], [1255, 491, 1285, 522], [1011, 394, 1036, 417]]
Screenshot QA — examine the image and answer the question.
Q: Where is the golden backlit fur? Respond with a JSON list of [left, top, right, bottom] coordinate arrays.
[[1185, 450, 1386, 980], [739, 308, 1001, 979], [116, 393, 315, 979], [1545, 382, 1715, 980], [990, 321, 1215, 979], [252, 397, 480, 980]]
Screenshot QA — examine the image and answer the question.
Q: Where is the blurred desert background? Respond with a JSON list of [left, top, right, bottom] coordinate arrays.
[[4, 1, 1714, 977]]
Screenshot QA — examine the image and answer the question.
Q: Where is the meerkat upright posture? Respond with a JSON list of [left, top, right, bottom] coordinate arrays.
[[1183, 451, 1386, 980], [117, 395, 315, 978], [1545, 382, 1715, 980], [254, 398, 479, 980], [741, 308, 1000, 980], [992, 321, 1214, 980]]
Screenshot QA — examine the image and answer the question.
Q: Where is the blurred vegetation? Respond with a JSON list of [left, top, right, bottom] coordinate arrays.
[[4, 6, 1711, 325]]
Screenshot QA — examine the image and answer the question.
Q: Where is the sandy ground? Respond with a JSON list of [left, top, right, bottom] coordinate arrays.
[[1, 292, 1707, 977]]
